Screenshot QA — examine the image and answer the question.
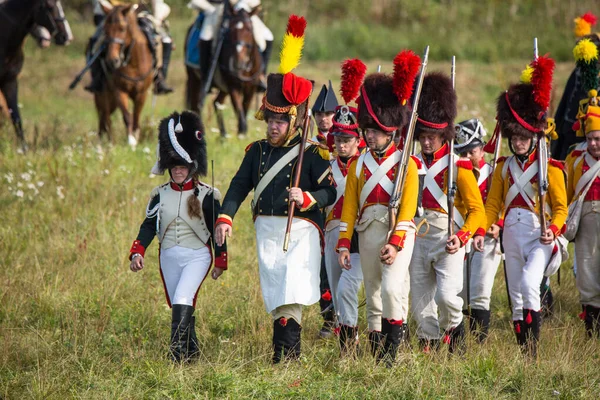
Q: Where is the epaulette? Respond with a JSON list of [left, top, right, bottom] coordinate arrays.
[[198, 182, 223, 200], [149, 183, 168, 199], [570, 149, 584, 159], [410, 155, 422, 169], [456, 158, 473, 170], [307, 140, 330, 160], [496, 156, 508, 164], [245, 140, 261, 152], [548, 158, 565, 170]]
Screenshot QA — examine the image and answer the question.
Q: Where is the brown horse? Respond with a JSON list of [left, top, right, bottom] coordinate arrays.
[[0, 0, 72, 152], [94, 3, 153, 147], [185, 6, 261, 138]]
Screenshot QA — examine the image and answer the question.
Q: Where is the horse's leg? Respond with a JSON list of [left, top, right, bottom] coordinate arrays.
[[132, 90, 148, 144], [229, 89, 247, 139], [115, 90, 135, 147], [1, 78, 27, 152], [213, 91, 228, 138], [241, 86, 255, 138]]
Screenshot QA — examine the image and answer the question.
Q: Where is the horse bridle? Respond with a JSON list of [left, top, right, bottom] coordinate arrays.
[[102, 18, 153, 82], [36, 0, 68, 39], [225, 15, 261, 83]]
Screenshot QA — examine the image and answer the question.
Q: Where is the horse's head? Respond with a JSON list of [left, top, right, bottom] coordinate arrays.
[[35, 0, 73, 45], [102, 3, 138, 71], [228, 8, 257, 73]]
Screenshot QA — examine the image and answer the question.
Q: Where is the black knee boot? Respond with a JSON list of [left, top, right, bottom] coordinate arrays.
[[446, 321, 466, 355], [513, 319, 526, 348], [368, 330, 385, 358], [319, 289, 335, 339], [583, 305, 600, 338], [339, 325, 358, 356], [272, 317, 301, 364], [257, 40, 273, 92], [380, 319, 404, 366], [523, 309, 541, 358], [470, 308, 491, 343], [169, 304, 195, 363], [199, 39, 212, 80]]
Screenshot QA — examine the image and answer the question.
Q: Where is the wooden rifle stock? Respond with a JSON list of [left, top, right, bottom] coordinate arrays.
[[283, 102, 313, 252]]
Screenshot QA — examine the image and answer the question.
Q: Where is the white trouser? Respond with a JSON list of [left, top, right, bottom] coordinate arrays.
[[411, 211, 465, 340], [460, 236, 502, 311], [199, 4, 273, 51], [324, 226, 363, 327], [358, 219, 414, 332], [502, 208, 553, 321], [160, 245, 212, 306], [575, 202, 600, 308], [271, 304, 303, 323]]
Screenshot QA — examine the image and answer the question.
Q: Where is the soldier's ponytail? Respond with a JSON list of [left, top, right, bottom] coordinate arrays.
[[187, 177, 203, 219]]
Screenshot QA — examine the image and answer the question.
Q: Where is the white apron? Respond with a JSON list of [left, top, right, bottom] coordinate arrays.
[[254, 216, 321, 313]]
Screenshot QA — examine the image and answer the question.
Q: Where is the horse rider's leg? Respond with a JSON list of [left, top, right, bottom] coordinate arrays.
[[115, 90, 135, 147], [213, 91, 228, 138], [85, 25, 106, 93], [132, 90, 148, 143], [139, 16, 173, 95], [161, 35, 173, 82], [250, 15, 274, 91], [1, 78, 27, 152], [230, 89, 247, 138], [199, 40, 212, 83]]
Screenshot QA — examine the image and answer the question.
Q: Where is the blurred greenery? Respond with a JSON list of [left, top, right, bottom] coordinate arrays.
[[63, 0, 599, 61]]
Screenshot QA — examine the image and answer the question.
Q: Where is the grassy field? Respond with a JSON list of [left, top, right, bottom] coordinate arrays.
[[1, 16, 600, 399]]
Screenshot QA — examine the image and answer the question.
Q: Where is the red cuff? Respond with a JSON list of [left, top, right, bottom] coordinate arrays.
[[214, 251, 228, 270], [297, 192, 317, 211], [455, 230, 472, 246], [129, 240, 145, 260], [474, 227, 486, 237], [388, 233, 406, 250], [496, 219, 504, 229], [216, 214, 233, 227], [336, 238, 351, 252], [549, 224, 560, 238]]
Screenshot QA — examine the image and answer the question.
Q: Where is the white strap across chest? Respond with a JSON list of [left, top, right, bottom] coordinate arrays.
[[418, 153, 465, 228], [325, 160, 346, 215], [574, 153, 600, 199], [358, 151, 401, 209], [253, 142, 310, 205], [478, 163, 492, 187], [504, 156, 538, 209]]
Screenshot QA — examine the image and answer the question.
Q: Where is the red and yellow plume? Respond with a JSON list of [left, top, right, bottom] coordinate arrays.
[[340, 59, 367, 104], [392, 50, 421, 106], [278, 15, 307, 74], [530, 55, 555, 111], [574, 12, 598, 37]]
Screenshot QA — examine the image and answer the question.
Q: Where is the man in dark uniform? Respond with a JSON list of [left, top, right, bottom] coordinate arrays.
[[311, 80, 339, 153], [214, 16, 336, 363]]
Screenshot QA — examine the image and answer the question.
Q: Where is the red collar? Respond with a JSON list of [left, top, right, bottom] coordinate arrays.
[[170, 179, 195, 191], [370, 142, 397, 159], [477, 158, 486, 169], [337, 151, 360, 169], [432, 142, 449, 160]]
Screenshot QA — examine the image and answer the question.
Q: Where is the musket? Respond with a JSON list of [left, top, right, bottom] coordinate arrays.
[[534, 37, 549, 235], [68, 42, 106, 90], [447, 56, 457, 237], [283, 92, 314, 252], [387, 46, 429, 237], [200, 0, 231, 109]]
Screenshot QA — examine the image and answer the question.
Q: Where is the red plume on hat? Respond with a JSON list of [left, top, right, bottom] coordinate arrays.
[[531, 55, 555, 112], [340, 59, 367, 104], [392, 50, 421, 106]]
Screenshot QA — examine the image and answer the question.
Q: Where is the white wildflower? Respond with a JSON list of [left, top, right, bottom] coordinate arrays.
[[20, 172, 31, 182], [103, 169, 110, 175], [15, 190, 24, 198], [143, 147, 151, 154], [56, 186, 65, 200], [26, 183, 36, 190], [17, 182, 23, 188], [4, 173, 14, 183], [37, 181, 44, 187]]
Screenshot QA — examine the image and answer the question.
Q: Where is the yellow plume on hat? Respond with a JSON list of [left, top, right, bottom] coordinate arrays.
[[278, 15, 307, 74], [520, 65, 534, 84]]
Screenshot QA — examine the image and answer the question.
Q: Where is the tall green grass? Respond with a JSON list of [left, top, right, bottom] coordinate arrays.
[[1, 14, 600, 400]]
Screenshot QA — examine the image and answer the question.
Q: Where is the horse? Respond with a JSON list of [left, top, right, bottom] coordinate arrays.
[[185, 6, 262, 139], [94, 3, 154, 147], [0, 0, 72, 152]]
